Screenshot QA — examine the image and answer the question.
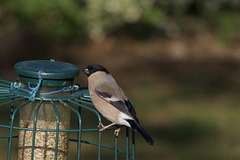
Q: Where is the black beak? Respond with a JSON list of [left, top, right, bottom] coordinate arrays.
[[82, 67, 90, 77]]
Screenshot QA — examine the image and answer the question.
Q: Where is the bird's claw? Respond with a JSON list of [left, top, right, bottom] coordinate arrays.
[[98, 123, 106, 131], [97, 123, 120, 134], [114, 128, 121, 137]]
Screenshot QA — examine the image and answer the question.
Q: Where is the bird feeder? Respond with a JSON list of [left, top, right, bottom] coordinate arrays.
[[0, 60, 135, 160]]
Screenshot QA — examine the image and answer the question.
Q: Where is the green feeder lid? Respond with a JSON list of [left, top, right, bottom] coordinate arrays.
[[14, 60, 79, 87]]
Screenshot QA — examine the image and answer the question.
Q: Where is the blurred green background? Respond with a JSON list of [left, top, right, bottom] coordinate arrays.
[[1, 0, 240, 159]]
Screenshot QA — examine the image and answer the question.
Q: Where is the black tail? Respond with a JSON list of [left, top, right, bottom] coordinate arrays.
[[126, 119, 154, 145]]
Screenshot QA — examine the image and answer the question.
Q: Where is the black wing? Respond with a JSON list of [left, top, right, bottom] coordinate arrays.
[[95, 90, 139, 123]]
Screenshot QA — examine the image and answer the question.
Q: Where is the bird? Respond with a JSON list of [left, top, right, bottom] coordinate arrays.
[[82, 64, 154, 145]]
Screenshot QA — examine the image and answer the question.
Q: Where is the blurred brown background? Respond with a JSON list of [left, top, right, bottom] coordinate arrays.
[[1, 0, 240, 159]]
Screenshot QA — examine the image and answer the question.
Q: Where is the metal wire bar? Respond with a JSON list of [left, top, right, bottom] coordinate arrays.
[[77, 101, 82, 160], [115, 136, 118, 160], [0, 95, 15, 141], [30, 99, 43, 160], [0, 89, 10, 92], [0, 97, 25, 107], [0, 93, 13, 97], [70, 99, 101, 122], [7, 100, 32, 160], [68, 99, 103, 160], [98, 129, 102, 160], [1, 90, 10, 93], [0, 95, 19, 101], [0, 135, 18, 139], [0, 91, 10, 94], [0, 87, 10, 90], [69, 99, 102, 160], [59, 100, 82, 160], [50, 100, 60, 160], [0, 88, 10, 90], [0, 83, 11, 88], [132, 130, 135, 160], [76, 98, 94, 105], [69, 139, 131, 156], [0, 123, 101, 133], [80, 97, 92, 102], [0, 79, 12, 84], [10, 97, 15, 124], [126, 127, 129, 160]]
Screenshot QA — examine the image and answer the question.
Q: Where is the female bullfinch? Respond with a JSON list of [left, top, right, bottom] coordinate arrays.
[[82, 64, 154, 145]]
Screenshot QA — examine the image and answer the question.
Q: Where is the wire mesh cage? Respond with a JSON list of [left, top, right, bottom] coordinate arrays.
[[0, 60, 135, 160]]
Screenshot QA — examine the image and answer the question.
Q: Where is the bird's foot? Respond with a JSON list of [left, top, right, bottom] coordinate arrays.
[[114, 127, 121, 137], [98, 123, 117, 132], [97, 123, 106, 131]]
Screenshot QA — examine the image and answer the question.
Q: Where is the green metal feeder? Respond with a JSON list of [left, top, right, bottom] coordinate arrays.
[[0, 60, 135, 160]]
